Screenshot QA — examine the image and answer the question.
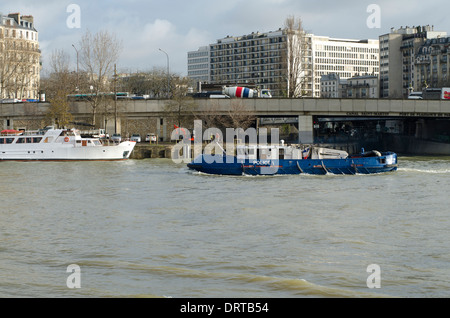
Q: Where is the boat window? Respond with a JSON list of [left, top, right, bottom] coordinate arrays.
[[17, 138, 26, 143], [93, 140, 102, 146], [59, 130, 75, 137], [5, 138, 14, 144], [33, 137, 42, 143]]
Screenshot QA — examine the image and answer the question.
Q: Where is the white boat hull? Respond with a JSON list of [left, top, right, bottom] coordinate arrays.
[[0, 128, 136, 161], [0, 142, 135, 161]]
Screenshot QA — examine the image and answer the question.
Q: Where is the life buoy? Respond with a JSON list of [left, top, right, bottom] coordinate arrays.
[[64, 137, 69, 142]]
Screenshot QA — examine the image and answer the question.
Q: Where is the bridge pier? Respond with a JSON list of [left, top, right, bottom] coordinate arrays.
[[298, 115, 314, 144]]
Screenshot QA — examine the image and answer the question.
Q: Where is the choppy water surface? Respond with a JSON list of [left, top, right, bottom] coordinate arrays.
[[0, 156, 449, 298]]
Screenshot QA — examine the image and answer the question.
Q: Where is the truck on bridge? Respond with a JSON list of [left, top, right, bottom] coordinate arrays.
[[415, 87, 450, 100], [222, 86, 272, 99]]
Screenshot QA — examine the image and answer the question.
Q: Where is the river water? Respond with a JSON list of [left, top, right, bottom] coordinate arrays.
[[0, 156, 449, 298]]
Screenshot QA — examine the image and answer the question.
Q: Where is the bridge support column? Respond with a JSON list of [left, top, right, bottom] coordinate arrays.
[[298, 115, 314, 144]]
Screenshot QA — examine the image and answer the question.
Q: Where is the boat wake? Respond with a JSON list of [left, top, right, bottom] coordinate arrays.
[[90, 260, 389, 298], [399, 167, 450, 174]]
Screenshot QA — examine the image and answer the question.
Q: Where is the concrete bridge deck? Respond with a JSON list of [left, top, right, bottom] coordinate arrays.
[[1, 98, 449, 146], [1, 98, 450, 118]]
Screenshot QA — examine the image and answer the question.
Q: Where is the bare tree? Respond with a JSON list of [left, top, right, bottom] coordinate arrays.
[[283, 16, 310, 98], [78, 30, 122, 126], [45, 89, 74, 128], [165, 92, 197, 128], [41, 49, 75, 127], [195, 99, 256, 139]]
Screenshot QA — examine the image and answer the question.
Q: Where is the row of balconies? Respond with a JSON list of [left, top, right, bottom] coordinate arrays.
[[211, 59, 282, 67], [213, 37, 285, 49], [211, 45, 285, 55], [211, 49, 284, 58], [211, 66, 282, 72]]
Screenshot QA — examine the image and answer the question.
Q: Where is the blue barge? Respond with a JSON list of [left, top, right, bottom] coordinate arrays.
[[187, 145, 398, 176]]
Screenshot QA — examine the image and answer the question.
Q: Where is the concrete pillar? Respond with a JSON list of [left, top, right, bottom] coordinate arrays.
[[298, 115, 314, 144], [156, 117, 168, 142], [162, 117, 167, 142], [156, 118, 161, 142]]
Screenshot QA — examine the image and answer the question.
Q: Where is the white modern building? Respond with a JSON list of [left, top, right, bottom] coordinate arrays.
[[311, 36, 379, 97]]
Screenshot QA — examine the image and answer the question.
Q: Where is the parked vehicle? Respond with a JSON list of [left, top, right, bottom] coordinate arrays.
[[111, 133, 121, 142], [408, 92, 423, 99], [130, 134, 141, 142], [146, 133, 157, 143]]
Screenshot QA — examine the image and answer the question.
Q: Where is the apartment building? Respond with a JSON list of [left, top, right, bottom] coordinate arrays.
[[320, 73, 346, 98], [379, 25, 446, 98], [188, 29, 379, 98], [208, 29, 288, 97], [346, 75, 378, 99], [0, 13, 41, 100], [320, 73, 378, 99], [415, 36, 450, 90]]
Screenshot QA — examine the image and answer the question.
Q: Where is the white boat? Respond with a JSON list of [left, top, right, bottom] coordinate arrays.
[[0, 127, 136, 161]]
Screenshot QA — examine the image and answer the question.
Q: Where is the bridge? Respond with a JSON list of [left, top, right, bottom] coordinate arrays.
[[1, 98, 450, 154]]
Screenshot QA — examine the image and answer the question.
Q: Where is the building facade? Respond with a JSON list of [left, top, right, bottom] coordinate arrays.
[[346, 75, 378, 98], [320, 73, 346, 98], [208, 29, 288, 97], [379, 25, 446, 98], [415, 36, 450, 90], [311, 36, 379, 97], [0, 13, 40, 100], [187, 46, 210, 83], [188, 29, 379, 98]]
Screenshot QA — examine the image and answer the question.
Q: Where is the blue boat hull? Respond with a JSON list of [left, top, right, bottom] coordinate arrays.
[[187, 152, 398, 176]]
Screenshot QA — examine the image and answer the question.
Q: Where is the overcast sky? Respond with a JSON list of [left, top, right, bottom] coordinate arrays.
[[2, 0, 449, 76]]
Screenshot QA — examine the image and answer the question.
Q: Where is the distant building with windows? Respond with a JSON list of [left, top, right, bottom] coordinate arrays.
[[311, 36, 379, 97], [320, 73, 378, 99], [0, 13, 41, 100], [187, 46, 210, 83], [188, 29, 379, 98], [195, 29, 288, 97], [346, 75, 378, 99], [415, 36, 450, 90], [379, 25, 446, 98], [320, 73, 346, 98]]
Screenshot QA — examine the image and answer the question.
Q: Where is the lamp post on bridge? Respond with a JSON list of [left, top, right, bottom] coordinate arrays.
[[159, 48, 170, 99]]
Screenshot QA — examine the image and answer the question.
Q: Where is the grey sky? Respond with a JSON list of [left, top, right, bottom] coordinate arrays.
[[2, 0, 449, 75]]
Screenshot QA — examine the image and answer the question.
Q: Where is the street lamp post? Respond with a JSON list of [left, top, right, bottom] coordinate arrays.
[[72, 44, 79, 91], [159, 48, 170, 99]]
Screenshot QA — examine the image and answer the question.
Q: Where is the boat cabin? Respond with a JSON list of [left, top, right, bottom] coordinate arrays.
[[236, 144, 348, 160]]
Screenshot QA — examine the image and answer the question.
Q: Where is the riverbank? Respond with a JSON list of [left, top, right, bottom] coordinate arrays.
[[130, 143, 174, 159]]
